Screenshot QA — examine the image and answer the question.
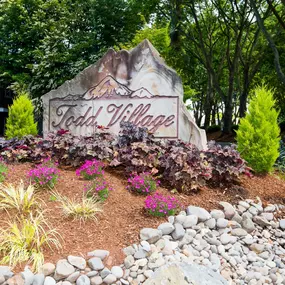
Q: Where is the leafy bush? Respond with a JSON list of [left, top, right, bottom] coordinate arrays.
[[53, 192, 102, 222], [0, 122, 250, 193], [48, 131, 115, 166], [84, 177, 111, 202], [76, 159, 104, 180], [0, 181, 38, 215], [111, 141, 163, 174], [5, 93, 37, 139], [0, 213, 61, 271], [0, 158, 8, 182], [117, 121, 150, 147], [127, 172, 159, 195], [237, 85, 280, 173], [0, 131, 115, 165], [28, 161, 59, 189], [205, 141, 250, 184], [160, 141, 212, 192], [145, 192, 183, 217], [0, 136, 49, 163]]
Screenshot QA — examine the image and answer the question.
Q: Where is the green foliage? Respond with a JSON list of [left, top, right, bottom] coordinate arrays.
[[237, 85, 280, 173], [5, 93, 37, 139], [0, 0, 146, 97], [121, 25, 170, 58]]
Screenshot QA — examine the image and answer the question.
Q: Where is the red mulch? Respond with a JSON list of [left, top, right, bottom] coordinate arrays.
[[1, 163, 285, 271]]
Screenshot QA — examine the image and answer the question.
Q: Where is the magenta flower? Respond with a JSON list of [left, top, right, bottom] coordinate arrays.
[[84, 177, 110, 202], [28, 162, 59, 189], [145, 192, 183, 217], [127, 172, 158, 195], [76, 159, 104, 180]]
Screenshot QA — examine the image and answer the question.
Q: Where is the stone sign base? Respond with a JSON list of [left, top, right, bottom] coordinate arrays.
[[42, 40, 207, 149]]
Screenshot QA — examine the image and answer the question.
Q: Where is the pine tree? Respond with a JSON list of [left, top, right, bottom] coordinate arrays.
[[5, 92, 38, 139], [237, 85, 280, 173]]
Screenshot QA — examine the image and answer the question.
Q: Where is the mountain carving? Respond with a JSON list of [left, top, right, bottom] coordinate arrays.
[[58, 75, 156, 101], [85, 75, 131, 99]]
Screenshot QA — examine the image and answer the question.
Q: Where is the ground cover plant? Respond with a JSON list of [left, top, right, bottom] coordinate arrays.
[[76, 159, 104, 180], [28, 161, 59, 189], [84, 176, 111, 202], [160, 141, 212, 192], [144, 192, 183, 217], [205, 141, 251, 185], [0, 158, 8, 182], [127, 172, 159, 195]]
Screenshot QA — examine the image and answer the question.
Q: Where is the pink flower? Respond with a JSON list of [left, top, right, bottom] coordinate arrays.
[[28, 162, 59, 188], [126, 172, 158, 195], [76, 159, 104, 180], [145, 192, 183, 217]]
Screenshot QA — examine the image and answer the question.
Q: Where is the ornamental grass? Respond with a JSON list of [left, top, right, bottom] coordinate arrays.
[[0, 212, 61, 272]]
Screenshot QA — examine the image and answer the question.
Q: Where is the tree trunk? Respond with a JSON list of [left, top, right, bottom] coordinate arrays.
[[223, 69, 235, 133], [217, 104, 221, 125], [211, 104, 216, 125], [204, 74, 214, 129], [223, 100, 233, 134], [239, 66, 249, 118], [239, 91, 247, 118], [250, 0, 285, 85]]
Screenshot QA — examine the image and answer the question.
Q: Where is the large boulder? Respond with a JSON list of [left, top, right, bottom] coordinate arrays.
[[144, 262, 228, 285]]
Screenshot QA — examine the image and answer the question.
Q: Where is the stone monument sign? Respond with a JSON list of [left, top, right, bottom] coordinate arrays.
[[42, 40, 207, 149]]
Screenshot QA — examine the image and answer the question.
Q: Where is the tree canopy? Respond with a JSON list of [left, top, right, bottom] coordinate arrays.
[[1, 0, 284, 132]]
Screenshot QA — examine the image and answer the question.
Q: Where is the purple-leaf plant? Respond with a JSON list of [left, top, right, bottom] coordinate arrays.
[[205, 141, 251, 184], [145, 192, 183, 217]]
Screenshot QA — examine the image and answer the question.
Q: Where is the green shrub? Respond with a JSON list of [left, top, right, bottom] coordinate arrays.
[[236, 85, 280, 173], [5, 93, 37, 139]]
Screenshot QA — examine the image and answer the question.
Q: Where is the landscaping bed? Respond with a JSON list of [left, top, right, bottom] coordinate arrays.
[[1, 162, 285, 271]]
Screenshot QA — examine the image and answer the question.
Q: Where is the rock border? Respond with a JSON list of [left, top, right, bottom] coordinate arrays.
[[1, 198, 285, 285]]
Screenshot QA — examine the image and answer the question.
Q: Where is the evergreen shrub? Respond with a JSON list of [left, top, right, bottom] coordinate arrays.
[[5, 92, 37, 139], [237, 85, 280, 173]]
